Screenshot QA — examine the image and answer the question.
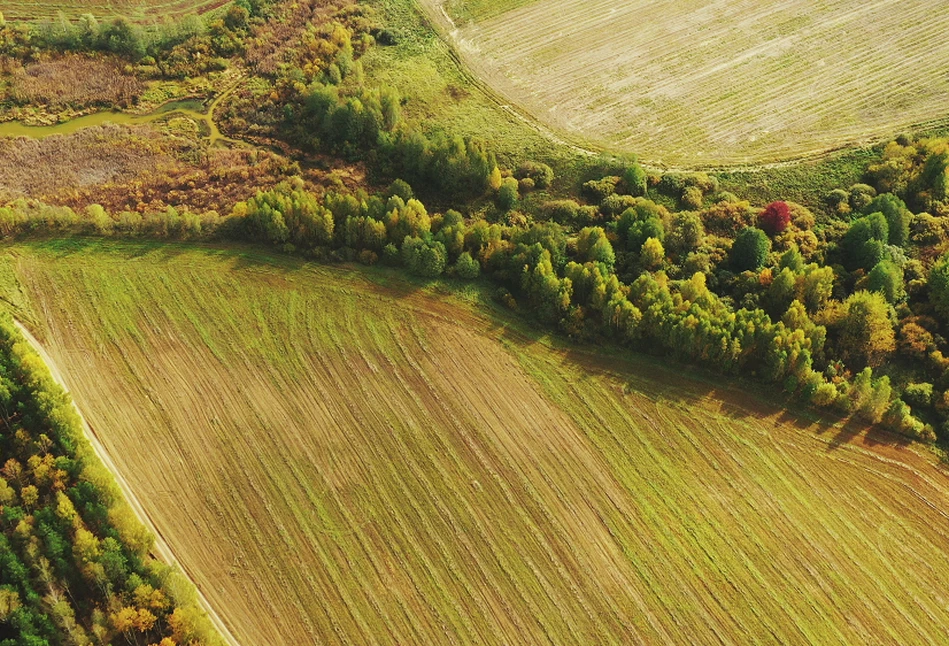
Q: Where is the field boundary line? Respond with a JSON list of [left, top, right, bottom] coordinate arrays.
[[411, 0, 599, 158], [12, 319, 242, 646], [412, 0, 949, 172]]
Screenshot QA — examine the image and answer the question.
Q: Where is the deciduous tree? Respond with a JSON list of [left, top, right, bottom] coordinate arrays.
[[731, 227, 770, 271], [759, 201, 791, 236]]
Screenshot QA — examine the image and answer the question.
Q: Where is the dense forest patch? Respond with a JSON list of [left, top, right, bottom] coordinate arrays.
[[0, 314, 220, 645]]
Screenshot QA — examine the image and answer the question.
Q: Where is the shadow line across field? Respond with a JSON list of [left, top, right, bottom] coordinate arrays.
[[34, 236, 920, 458]]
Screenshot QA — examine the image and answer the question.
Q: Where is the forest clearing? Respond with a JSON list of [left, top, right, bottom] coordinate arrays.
[[4, 240, 949, 644], [423, 0, 949, 166]]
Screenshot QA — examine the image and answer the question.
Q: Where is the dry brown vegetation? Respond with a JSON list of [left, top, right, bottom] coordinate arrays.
[[3, 54, 143, 110], [0, 121, 348, 212], [0, 124, 182, 203], [6, 241, 949, 645]]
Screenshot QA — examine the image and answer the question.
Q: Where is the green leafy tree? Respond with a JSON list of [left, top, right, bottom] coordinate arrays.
[[929, 251, 949, 319], [627, 216, 664, 253], [387, 179, 414, 201], [867, 260, 904, 304], [385, 198, 431, 244], [521, 247, 571, 323], [623, 162, 648, 197], [497, 177, 519, 211], [779, 246, 805, 272], [835, 291, 896, 368], [244, 183, 333, 247], [667, 211, 704, 255], [513, 222, 568, 269], [680, 186, 704, 210], [455, 252, 481, 279], [764, 267, 796, 319], [799, 264, 834, 313], [849, 369, 891, 423], [903, 383, 933, 409], [99, 18, 145, 59], [864, 193, 910, 247], [640, 237, 665, 270], [840, 212, 888, 270], [515, 161, 554, 189], [345, 216, 387, 251], [540, 200, 580, 225], [848, 183, 877, 211], [402, 236, 447, 277], [577, 227, 615, 269], [617, 200, 667, 252], [731, 227, 770, 271]]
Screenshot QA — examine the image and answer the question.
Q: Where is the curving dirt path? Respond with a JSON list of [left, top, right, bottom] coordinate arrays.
[[12, 319, 241, 646]]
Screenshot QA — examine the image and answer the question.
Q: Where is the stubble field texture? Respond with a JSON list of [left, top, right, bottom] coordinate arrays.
[[425, 0, 949, 166], [3, 240, 949, 644], [3, 0, 229, 21]]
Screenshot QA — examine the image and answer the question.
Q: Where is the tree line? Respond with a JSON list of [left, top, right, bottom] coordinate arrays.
[[6, 130, 949, 442], [0, 0, 273, 79], [0, 318, 219, 645]]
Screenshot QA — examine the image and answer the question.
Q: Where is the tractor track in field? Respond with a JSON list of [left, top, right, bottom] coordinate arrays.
[[416, 0, 949, 172], [12, 242, 949, 643], [13, 319, 241, 646]]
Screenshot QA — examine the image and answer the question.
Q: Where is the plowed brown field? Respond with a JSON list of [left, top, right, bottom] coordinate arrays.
[[5, 239, 949, 644], [426, 0, 949, 166]]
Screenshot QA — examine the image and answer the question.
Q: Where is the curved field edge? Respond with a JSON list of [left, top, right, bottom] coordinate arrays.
[[11, 320, 239, 646], [360, 0, 599, 172], [4, 239, 949, 644], [359, 0, 926, 206], [416, 0, 949, 168]]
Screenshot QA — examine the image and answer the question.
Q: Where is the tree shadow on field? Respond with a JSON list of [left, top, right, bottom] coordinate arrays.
[[171, 250, 922, 459], [532, 336, 917, 455], [221, 247, 435, 301], [815, 414, 913, 452], [22, 236, 107, 258], [24, 237, 192, 263]]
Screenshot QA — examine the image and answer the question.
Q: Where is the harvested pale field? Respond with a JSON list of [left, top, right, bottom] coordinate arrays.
[[6, 239, 949, 644], [4, 0, 229, 21], [425, 0, 949, 166]]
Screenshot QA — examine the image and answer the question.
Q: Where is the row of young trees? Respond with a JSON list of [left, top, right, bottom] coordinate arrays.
[[0, 0, 273, 79], [0, 318, 218, 645], [3, 133, 948, 442], [224, 128, 949, 440]]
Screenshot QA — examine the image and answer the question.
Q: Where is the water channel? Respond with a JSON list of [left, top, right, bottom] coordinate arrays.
[[0, 76, 242, 143]]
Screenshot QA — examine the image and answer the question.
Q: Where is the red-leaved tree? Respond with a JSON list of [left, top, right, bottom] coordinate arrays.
[[759, 201, 791, 236]]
